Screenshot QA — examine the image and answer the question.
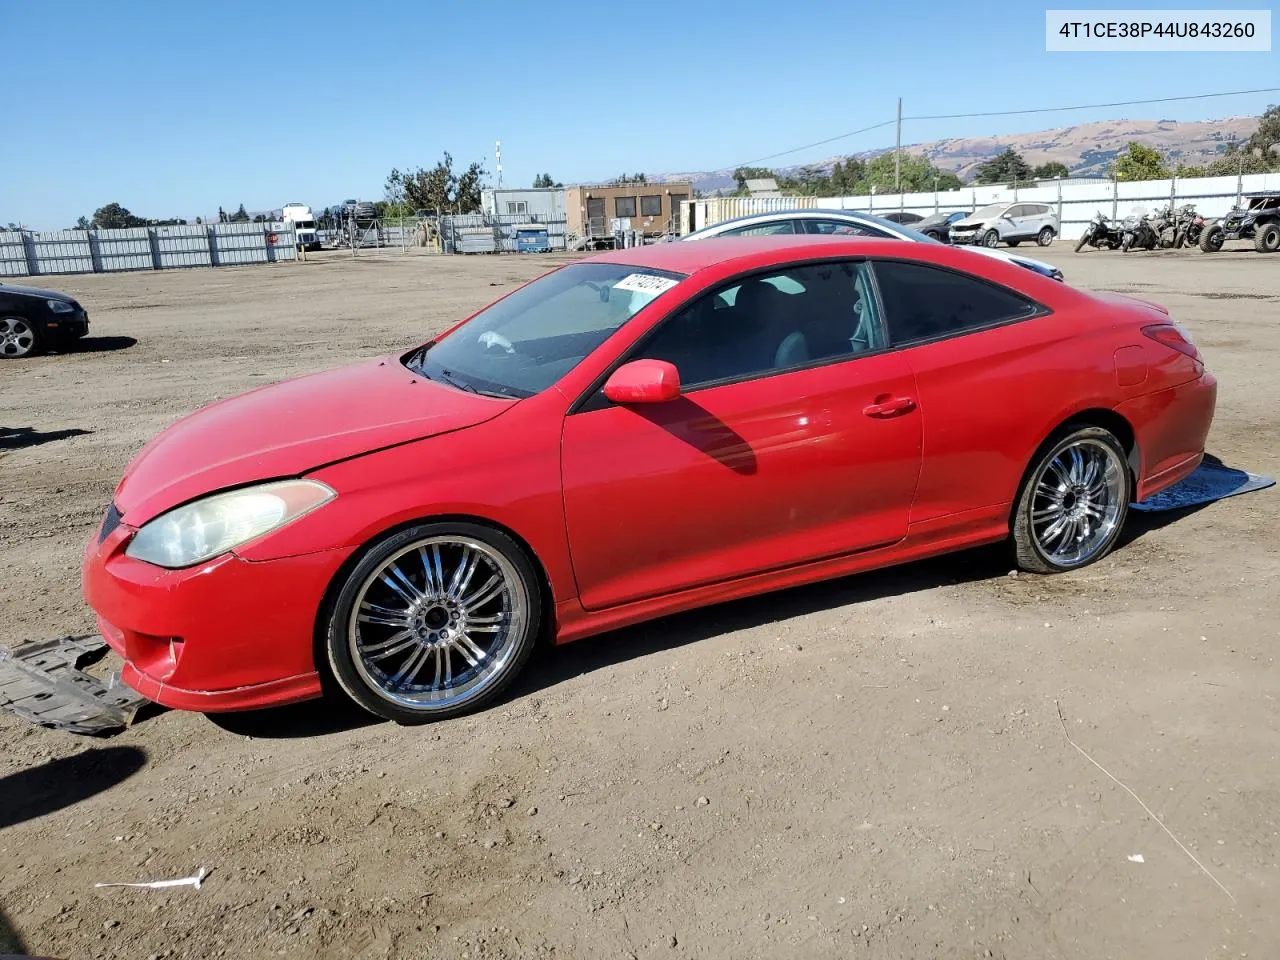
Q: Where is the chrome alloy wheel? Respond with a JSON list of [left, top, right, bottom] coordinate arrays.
[[347, 536, 529, 710], [1029, 438, 1127, 567], [0, 317, 35, 358]]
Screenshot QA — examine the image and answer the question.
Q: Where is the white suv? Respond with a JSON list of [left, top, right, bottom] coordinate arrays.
[[949, 202, 1058, 248]]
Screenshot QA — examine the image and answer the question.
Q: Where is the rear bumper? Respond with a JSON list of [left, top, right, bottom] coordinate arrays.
[[1119, 371, 1218, 502]]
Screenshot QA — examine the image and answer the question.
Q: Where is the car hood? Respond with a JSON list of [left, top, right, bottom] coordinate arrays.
[[950, 215, 991, 228], [0, 282, 76, 303], [114, 356, 514, 523]]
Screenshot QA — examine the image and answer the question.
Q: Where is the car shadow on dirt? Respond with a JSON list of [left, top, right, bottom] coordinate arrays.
[[62, 335, 137, 354], [0, 745, 146, 831], [0, 906, 29, 955], [204, 498, 1225, 740], [0, 426, 92, 451]]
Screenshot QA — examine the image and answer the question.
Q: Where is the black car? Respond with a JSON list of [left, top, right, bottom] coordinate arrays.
[[0, 282, 89, 358], [879, 211, 925, 225], [912, 210, 972, 242]]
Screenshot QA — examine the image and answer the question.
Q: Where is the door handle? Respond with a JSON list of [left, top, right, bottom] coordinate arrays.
[[862, 396, 916, 418]]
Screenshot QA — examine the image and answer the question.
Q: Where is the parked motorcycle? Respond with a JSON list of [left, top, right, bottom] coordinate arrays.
[[1151, 204, 1180, 248], [1074, 210, 1124, 252], [1120, 212, 1158, 252], [1178, 207, 1206, 248]]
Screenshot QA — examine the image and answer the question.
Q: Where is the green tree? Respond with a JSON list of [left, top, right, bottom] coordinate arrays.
[[195, 216, 204, 225], [1206, 152, 1272, 176], [388, 152, 489, 214], [229, 204, 250, 223], [1243, 104, 1280, 160], [91, 202, 146, 229], [974, 148, 1033, 185], [532, 173, 562, 188], [74, 216, 91, 230], [862, 152, 951, 192], [218, 206, 228, 224], [612, 173, 648, 185], [1173, 164, 1205, 177], [1113, 142, 1170, 181], [732, 166, 775, 193], [1031, 161, 1071, 180]]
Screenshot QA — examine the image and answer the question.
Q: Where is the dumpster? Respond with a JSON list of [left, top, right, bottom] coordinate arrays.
[[514, 224, 551, 253]]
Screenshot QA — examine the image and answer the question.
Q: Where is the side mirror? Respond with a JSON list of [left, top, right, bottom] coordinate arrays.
[[603, 359, 681, 404]]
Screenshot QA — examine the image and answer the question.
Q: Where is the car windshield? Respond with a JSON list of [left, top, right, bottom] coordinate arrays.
[[971, 203, 1009, 220], [406, 262, 686, 398]]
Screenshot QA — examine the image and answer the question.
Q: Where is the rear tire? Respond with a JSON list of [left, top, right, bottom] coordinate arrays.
[[1036, 226, 1055, 247], [1200, 225, 1224, 252], [1012, 425, 1130, 575], [981, 229, 1000, 248], [1254, 222, 1280, 253]]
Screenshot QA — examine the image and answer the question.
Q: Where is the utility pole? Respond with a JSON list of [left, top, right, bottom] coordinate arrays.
[[894, 97, 902, 194]]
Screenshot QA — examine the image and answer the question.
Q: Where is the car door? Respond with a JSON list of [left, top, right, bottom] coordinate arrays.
[[560, 259, 923, 611], [870, 258, 1065, 523], [998, 204, 1026, 239]]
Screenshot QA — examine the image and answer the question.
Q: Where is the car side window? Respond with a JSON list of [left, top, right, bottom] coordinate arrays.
[[804, 219, 892, 238], [1005, 205, 1025, 218], [630, 261, 887, 390], [718, 220, 797, 237], [872, 260, 1038, 346]]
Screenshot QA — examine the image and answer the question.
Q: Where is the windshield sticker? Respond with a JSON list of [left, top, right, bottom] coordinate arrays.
[[613, 273, 679, 296]]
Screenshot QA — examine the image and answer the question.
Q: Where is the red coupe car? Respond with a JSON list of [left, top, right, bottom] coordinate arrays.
[[83, 237, 1216, 723]]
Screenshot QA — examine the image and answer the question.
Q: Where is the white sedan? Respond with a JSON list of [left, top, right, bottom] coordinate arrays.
[[680, 209, 1065, 282]]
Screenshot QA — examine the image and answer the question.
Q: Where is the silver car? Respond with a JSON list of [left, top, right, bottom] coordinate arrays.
[[680, 209, 1064, 282], [949, 202, 1059, 248]]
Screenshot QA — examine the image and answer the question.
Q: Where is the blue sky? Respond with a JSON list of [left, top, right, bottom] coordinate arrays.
[[4, 0, 1277, 229]]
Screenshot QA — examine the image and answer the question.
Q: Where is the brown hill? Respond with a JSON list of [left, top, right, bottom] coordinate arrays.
[[652, 116, 1260, 194]]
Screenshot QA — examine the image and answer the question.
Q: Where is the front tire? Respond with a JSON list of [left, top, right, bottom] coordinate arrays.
[[981, 229, 1000, 248], [0, 315, 40, 359], [1074, 229, 1092, 253], [1036, 226, 1055, 246], [325, 521, 542, 724], [1254, 222, 1280, 253], [1012, 426, 1130, 574]]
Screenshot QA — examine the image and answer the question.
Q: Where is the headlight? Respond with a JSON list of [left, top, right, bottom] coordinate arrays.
[[47, 299, 75, 314], [125, 479, 335, 568]]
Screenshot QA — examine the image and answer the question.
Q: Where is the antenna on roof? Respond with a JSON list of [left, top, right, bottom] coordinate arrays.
[[495, 141, 503, 190]]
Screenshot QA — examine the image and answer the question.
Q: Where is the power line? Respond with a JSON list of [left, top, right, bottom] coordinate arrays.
[[905, 85, 1280, 121], [724, 86, 1279, 171], [729, 119, 896, 170]]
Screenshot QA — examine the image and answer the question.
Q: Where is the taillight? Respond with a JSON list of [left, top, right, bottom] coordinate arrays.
[[1142, 323, 1200, 361]]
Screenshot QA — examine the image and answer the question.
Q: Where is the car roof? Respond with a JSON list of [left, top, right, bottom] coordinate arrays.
[[582, 234, 1053, 281]]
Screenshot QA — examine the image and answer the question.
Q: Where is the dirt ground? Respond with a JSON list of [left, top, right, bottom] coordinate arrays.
[[1, 243, 1277, 960]]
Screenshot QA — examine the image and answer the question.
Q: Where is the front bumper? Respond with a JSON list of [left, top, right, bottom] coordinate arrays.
[[82, 517, 349, 712], [47, 309, 89, 340], [949, 230, 983, 245]]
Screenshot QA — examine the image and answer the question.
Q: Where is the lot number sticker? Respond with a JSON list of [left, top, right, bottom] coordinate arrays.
[[614, 273, 679, 296]]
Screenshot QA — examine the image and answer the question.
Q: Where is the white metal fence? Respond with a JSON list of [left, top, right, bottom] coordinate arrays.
[[0, 223, 298, 277], [685, 172, 1280, 241]]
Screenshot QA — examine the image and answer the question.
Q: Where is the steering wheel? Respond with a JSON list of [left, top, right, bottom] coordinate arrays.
[[478, 331, 514, 354]]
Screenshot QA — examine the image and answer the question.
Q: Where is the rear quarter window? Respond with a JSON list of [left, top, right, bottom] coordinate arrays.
[[872, 260, 1040, 346]]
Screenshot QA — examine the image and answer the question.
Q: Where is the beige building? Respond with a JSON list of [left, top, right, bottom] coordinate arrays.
[[565, 182, 693, 242]]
